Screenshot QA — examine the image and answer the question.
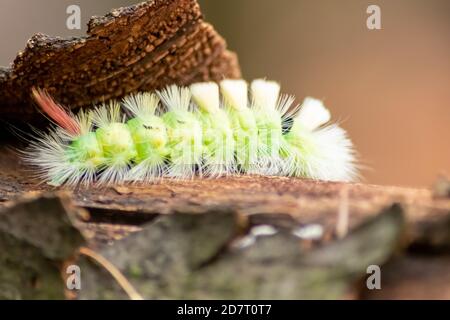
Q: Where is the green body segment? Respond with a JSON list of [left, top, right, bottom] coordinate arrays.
[[282, 121, 318, 176], [56, 131, 105, 186], [63, 103, 298, 179], [63, 109, 294, 178], [67, 132, 104, 167], [95, 123, 137, 166], [198, 111, 215, 146], [197, 109, 235, 168], [254, 108, 284, 159], [162, 110, 203, 166], [227, 108, 258, 170], [127, 117, 169, 163]]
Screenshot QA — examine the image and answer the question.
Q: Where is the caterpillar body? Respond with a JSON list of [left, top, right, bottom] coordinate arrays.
[[24, 79, 357, 186]]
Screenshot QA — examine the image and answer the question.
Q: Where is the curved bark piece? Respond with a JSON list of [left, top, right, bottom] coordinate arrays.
[[0, 0, 241, 124]]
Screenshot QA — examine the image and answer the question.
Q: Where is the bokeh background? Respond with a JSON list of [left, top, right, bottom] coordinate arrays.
[[1, 0, 449, 187]]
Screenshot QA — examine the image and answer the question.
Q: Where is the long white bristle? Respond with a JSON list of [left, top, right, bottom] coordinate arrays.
[[157, 85, 191, 112], [190, 82, 220, 113], [126, 157, 166, 183], [75, 109, 93, 135], [307, 124, 357, 181], [123, 92, 159, 118], [97, 161, 130, 185], [251, 79, 280, 110], [296, 97, 331, 131], [91, 101, 122, 127], [22, 130, 97, 186], [220, 79, 248, 110], [276, 94, 299, 119]]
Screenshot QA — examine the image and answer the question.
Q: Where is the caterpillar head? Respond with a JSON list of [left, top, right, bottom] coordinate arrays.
[[284, 97, 357, 181]]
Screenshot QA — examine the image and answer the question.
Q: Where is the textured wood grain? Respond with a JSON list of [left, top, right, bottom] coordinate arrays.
[[0, 0, 240, 124]]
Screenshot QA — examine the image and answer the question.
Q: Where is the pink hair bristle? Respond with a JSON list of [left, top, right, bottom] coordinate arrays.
[[32, 88, 81, 136]]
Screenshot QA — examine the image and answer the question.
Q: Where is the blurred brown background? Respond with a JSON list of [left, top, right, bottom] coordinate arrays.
[[0, 0, 449, 187]]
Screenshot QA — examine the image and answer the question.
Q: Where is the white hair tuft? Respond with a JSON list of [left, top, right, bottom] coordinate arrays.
[[296, 97, 331, 131], [251, 79, 280, 110], [220, 79, 248, 110], [157, 85, 192, 112], [190, 82, 220, 113]]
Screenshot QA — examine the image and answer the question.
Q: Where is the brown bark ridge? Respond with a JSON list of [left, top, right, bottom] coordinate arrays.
[[0, 0, 241, 124]]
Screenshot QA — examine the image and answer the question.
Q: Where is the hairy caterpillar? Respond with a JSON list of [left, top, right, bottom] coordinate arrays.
[[23, 79, 357, 186]]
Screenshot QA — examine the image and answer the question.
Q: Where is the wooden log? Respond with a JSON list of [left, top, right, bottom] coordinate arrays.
[[0, 0, 241, 125]]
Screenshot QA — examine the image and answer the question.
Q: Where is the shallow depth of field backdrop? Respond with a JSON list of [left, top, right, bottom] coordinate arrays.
[[0, 0, 449, 187]]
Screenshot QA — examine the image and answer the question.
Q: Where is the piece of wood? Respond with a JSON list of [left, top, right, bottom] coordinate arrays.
[[1, 145, 450, 299], [0, 0, 240, 124], [77, 206, 405, 300]]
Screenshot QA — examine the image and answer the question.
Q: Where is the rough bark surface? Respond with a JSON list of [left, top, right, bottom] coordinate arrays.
[[1, 144, 450, 299], [0, 0, 241, 124]]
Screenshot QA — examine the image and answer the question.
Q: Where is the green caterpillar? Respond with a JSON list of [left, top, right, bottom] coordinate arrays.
[[25, 79, 357, 186]]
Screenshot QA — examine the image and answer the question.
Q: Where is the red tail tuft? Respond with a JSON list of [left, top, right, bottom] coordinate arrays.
[[32, 88, 81, 136]]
